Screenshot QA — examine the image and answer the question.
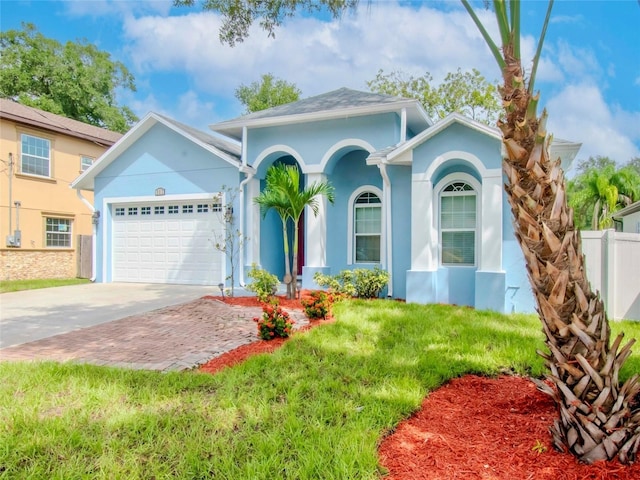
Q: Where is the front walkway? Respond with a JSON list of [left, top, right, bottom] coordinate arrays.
[[0, 298, 308, 372]]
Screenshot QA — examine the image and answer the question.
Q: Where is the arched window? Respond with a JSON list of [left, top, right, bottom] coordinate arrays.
[[440, 181, 477, 265], [354, 191, 382, 263]]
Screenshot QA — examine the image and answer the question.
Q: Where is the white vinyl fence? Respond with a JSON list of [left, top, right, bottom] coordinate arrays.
[[581, 230, 640, 321]]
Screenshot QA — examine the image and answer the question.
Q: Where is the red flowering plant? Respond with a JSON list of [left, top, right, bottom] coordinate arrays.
[[253, 300, 295, 340], [300, 290, 333, 320]]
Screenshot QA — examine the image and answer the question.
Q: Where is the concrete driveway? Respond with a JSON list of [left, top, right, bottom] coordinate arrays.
[[0, 283, 218, 348]]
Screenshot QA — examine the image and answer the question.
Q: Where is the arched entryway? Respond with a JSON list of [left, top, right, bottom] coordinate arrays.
[[256, 154, 305, 283]]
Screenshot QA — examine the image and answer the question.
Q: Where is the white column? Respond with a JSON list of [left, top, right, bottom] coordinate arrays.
[[480, 172, 503, 271], [305, 172, 328, 267], [246, 177, 261, 266], [411, 174, 436, 270]]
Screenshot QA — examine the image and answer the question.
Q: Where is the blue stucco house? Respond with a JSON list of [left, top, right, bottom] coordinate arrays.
[[72, 88, 580, 313]]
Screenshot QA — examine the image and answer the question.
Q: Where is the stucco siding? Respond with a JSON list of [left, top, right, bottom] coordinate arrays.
[[0, 118, 105, 253], [325, 151, 383, 274], [248, 113, 399, 177], [411, 123, 501, 174], [388, 165, 412, 299]]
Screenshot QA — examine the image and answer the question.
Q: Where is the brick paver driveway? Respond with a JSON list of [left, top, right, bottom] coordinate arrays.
[[0, 298, 308, 372]]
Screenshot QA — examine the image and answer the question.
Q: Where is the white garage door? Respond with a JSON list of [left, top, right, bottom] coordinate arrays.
[[112, 200, 224, 285]]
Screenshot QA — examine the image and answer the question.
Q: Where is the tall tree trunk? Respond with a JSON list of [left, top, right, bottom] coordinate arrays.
[[281, 218, 292, 299], [291, 218, 299, 300], [499, 46, 640, 463]]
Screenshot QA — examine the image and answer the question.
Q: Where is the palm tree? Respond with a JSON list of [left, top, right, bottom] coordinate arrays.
[[255, 163, 335, 299], [254, 165, 295, 298], [462, 0, 639, 463], [569, 165, 640, 229]]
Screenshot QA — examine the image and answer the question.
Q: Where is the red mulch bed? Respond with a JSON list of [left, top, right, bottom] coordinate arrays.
[[198, 296, 639, 478], [198, 294, 332, 375]]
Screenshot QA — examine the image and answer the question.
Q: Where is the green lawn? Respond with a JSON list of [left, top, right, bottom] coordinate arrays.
[[1, 300, 638, 479], [0, 278, 90, 293]]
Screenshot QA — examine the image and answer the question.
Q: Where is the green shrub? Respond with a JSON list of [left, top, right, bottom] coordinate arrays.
[[246, 264, 279, 302], [314, 267, 389, 299]]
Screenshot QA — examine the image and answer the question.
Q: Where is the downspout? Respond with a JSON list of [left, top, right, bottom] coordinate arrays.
[[238, 126, 253, 286], [379, 162, 393, 297], [76, 189, 97, 281]]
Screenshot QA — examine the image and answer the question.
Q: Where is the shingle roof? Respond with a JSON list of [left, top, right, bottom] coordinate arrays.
[[0, 98, 122, 145], [231, 88, 415, 121], [210, 87, 431, 140], [156, 114, 240, 160]]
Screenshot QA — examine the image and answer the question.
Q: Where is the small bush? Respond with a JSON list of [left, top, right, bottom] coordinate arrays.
[[253, 302, 294, 340], [301, 290, 332, 320], [314, 267, 389, 299], [246, 264, 279, 302]]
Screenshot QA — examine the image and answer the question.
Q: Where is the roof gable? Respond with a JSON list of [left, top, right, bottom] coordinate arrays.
[[210, 87, 431, 140], [368, 113, 581, 171], [71, 113, 240, 191]]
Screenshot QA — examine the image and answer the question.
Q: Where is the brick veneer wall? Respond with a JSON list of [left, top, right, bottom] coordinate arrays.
[[0, 249, 76, 281]]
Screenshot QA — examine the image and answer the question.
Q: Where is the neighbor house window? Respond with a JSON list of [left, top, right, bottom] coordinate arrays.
[[81, 156, 94, 172], [46, 217, 72, 248], [354, 192, 382, 263], [440, 182, 476, 265], [21, 134, 51, 177]]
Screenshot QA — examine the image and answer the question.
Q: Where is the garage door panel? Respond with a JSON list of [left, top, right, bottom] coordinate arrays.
[[112, 200, 224, 285]]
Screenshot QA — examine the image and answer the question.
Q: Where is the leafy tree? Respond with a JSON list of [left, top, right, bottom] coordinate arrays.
[[573, 155, 616, 177], [569, 158, 640, 229], [367, 68, 501, 125], [175, 0, 358, 46], [181, 0, 640, 463], [0, 23, 137, 133], [235, 73, 301, 113], [627, 157, 640, 176], [254, 164, 334, 299]]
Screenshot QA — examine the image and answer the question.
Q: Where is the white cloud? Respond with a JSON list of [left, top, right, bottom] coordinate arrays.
[[546, 84, 640, 164], [114, 1, 638, 161], [121, 3, 500, 100]]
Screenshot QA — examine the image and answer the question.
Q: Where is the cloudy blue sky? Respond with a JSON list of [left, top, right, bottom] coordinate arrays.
[[3, 0, 640, 169]]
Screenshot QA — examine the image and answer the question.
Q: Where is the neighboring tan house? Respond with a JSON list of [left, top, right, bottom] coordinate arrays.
[[72, 88, 580, 313], [613, 201, 640, 233], [0, 99, 122, 280]]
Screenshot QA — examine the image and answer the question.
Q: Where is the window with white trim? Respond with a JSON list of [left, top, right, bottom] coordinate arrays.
[[46, 217, 72, 248], [21, 134, 51, 177], [354, 192, 382, 263], [81, 156, 93, 172], [440, 182, 476, 265], [115, 207, 125, 216]]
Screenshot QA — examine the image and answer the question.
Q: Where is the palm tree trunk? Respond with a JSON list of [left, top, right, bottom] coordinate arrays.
[[291, 219, 299, 300], [281, 217, 292, 299], [499, 47, 640, 463]]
